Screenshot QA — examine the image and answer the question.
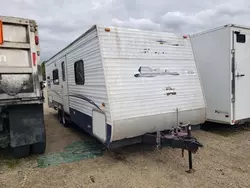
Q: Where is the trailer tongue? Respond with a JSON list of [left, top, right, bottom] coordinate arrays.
[[143, 109, 203, 172], [143, 123, 203, 172]]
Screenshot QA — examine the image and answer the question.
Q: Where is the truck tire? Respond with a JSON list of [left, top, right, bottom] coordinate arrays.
[[31, 141, 46, 154], [13, 145, 30, 158]]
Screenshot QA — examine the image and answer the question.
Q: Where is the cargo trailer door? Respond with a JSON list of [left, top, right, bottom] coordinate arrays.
[[233, 28, 250, 121]]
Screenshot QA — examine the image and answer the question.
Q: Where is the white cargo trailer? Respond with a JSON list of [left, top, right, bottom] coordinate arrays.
[[0, 16, 46, 157], [46, 25, 205, 147], [191, 24, 250, 125]]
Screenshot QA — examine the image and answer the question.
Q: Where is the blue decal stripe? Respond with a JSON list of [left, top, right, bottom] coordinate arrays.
[[69, 94, 101, 110]]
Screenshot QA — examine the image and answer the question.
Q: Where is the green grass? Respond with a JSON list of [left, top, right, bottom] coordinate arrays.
[[4, 158, 20, 169], [0, 154, 21, 169]]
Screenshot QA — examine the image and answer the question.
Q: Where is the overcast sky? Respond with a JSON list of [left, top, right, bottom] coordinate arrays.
[[1, 0, 249, 61]]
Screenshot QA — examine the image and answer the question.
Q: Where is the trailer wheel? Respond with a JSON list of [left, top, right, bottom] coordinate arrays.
[[58, 110, 69, 128], [31, 142, 46, 154], [62, 116, 69, 127], [13, 145, 30, 158], [57, 110, 62, 122]]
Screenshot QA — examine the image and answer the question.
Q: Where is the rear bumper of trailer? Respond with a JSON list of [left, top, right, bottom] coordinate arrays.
[[206, 117, 250, 125], [111, 108, 205, 142]]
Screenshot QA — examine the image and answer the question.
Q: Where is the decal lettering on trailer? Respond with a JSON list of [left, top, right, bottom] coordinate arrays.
[[165, 87, 177, 96], [134, 66, 179, 78], [215, 110, 229, 115]]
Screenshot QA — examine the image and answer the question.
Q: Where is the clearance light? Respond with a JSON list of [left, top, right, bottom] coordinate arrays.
[[0, 21, 3, 44], [32, 53, 36, 66], [105, 28, 111, 32], [35, 36, 39, 45]]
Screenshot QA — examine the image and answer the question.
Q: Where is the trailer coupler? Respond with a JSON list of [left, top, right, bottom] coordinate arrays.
[[143, 123, 203, 173]]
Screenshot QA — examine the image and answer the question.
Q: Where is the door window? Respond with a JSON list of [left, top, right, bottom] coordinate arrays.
[[52, 69, 59, 85], [61, 62, 66, 81]]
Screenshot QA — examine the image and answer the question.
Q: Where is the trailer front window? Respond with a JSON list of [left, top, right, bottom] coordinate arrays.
[[52, 69, 59, 85]]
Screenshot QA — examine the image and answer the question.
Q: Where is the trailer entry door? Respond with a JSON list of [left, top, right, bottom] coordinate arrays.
[[61, 57, 69, 114], [234, 30, 250, 121]]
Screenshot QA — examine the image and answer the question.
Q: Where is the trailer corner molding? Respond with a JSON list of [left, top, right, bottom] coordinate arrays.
[[134, 66, 179, 77]]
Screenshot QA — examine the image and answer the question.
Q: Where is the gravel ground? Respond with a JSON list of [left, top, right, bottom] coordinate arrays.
[[0, 99, 250, 188]]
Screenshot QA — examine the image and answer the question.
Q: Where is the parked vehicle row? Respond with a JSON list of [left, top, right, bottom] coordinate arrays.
[[1, 15, 249, 160]]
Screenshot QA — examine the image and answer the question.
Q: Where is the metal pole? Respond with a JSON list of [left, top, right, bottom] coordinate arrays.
[[176, 107, 179, 127], [187, 124, 193, 171], [156, 131, 161, 149], [188, 149, 193, 170]]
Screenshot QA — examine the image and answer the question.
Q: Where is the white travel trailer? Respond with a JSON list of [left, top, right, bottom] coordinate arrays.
[[45, 25, 205, 147], [191, 24, 250, 125]]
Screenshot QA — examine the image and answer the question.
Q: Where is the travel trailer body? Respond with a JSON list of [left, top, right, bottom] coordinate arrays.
[[46, 25, 205, 147]]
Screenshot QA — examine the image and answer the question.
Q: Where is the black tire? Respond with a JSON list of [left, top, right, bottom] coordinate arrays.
[[58, 110, 69, 128], [58, 110, 62, 123], [13, 145, 30, 158], [31, 142, 46, 155], [61, 116, 70, 128]]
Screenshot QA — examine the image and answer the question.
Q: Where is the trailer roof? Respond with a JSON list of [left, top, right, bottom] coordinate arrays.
[[45, 25, 97, 63], [191, 24, 250, 37], [45, 25, 182, 64]]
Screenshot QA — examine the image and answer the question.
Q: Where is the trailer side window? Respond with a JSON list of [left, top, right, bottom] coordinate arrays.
[[52, 69, 59, 85], [236, 34, 246, 43], [74, 60, 85, 85], [61, 62, 65, 81], [47, 76, 51, 88]]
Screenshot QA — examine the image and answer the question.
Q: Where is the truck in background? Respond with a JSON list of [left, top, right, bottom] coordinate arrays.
[[0, 16, 46, 158]]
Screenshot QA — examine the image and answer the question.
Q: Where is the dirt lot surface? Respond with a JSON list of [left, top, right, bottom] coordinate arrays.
[[1, 101, 250, 188]]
